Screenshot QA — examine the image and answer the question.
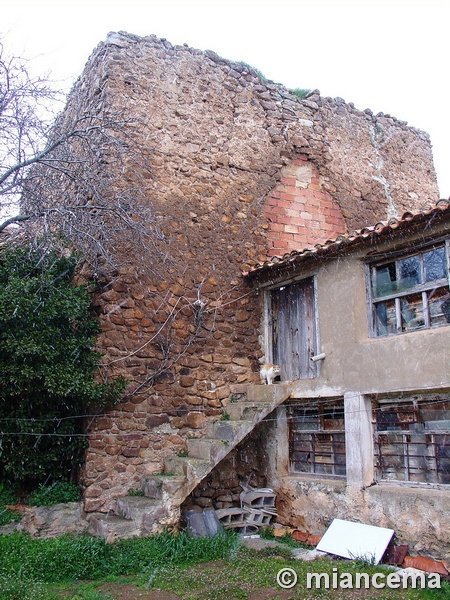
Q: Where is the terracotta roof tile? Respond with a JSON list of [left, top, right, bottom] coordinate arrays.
[[244, 199, 450, 277]]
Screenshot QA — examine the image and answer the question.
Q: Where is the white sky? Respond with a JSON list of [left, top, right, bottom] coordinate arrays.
[[2, 0, 449, 197]]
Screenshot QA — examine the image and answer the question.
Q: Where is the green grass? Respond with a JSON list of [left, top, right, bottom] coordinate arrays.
[[0, 530, 446, 600], [0, 485, 21, 527], [143, 546, 429, 600], [126, 488, 144, 497], [0, 530, 238, 582], [292, 87, 311, 99]]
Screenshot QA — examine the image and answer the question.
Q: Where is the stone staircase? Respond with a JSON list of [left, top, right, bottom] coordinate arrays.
[[86, 381, 293, 541]]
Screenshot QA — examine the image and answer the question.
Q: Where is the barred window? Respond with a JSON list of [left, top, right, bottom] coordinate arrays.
[[374, 395, 450, 485], [288, 400, 346, 477], [369, 242, 450, 336]]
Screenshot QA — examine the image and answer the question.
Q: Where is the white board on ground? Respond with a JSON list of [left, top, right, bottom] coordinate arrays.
[[316, 519, 394, 564]]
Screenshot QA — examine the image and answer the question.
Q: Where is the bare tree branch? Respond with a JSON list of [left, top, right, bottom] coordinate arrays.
[[0, 40, 167, 277]]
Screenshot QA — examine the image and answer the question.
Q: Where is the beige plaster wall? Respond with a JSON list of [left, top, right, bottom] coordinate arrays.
[[284, 232, 450, 398], [275, 476, 450, 560], [263, 224, 450, 559]]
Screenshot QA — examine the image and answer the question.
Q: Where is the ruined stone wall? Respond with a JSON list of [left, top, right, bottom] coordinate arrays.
[[60, 32, 439, 511]]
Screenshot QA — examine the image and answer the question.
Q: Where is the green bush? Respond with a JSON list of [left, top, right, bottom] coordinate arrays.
[[0, 485, 16, 507], [0, 508, 21, 527], [0, 484, 20, 527], [28, 482, 82, 506], [0, 247, 126, 488]]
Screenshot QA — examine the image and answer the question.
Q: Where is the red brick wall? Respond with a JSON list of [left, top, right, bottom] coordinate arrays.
[[264, 156, 347, 256]]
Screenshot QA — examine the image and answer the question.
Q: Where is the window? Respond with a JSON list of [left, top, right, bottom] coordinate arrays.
[[269, 277, 317, 380], [288, 400, 346, 476], [373, 395, 450, 485], [369, 241, 450, 336]]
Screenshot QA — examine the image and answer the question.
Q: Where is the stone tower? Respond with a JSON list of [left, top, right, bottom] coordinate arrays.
[[56, 31, 438, 515]]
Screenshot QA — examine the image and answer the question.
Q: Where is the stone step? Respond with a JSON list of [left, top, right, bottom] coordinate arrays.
[[141, 475, 187, 502], [163, 455, 211, 480], [246, 381, 293, 404], [86, 513, 141, 542], [114, 495, 159, 520], [113, 496, 169, 534], [187, 437, 230, 462], [226, 401, 272, 421], [204, 419, 253, 440]]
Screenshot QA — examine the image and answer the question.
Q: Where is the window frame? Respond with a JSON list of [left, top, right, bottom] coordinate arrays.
[[373, 395, 450, 487], [366, 238, 450, 337], [287, 399, 346, 478]]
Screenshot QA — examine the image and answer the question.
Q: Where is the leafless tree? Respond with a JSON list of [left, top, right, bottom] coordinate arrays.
[[0, 40, 165, 276]]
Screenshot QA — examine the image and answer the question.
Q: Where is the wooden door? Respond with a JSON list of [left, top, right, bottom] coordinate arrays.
[[270, 278, 317, 380]]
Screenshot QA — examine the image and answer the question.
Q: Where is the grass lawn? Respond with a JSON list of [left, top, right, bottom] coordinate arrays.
[[0, 531, 448, 600]]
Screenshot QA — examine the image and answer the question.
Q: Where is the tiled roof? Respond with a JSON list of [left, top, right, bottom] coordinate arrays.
[[244, 199, 450, 278]]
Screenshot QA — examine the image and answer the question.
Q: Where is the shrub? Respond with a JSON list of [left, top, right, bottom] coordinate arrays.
[[0, 247, 126, 487], [0, 484, 16, 507], [0, 508, 21, 527], [28, 482, 82, 506], [0, 484, 21, 526]]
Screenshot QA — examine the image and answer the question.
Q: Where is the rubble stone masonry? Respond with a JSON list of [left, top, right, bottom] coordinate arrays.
[[59, 31, 439, 511]]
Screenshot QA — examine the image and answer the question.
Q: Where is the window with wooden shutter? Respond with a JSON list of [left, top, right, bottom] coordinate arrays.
[[269, 277, 318, 380]]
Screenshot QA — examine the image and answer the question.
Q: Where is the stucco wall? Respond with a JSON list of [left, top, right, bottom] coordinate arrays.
[[274, 476, 450, 560], [281, 226, 450, 397], [259, 221, 450, 559]]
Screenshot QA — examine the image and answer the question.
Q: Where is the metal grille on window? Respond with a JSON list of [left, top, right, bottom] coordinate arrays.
[[373, 395, 450, 485], [288, 400, 346, 476]]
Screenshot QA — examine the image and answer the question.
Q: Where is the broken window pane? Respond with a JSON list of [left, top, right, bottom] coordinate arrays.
[[428, 287, 450, 327], [424, 246, 447, 282], [373, 262, 397, 297], [369, 242, 450, 337], [375, 299, 397, 335], [400, 293, 425, 331]]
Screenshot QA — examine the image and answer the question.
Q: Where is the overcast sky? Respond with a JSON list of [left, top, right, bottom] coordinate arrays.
[[2, 0, 449, 198]]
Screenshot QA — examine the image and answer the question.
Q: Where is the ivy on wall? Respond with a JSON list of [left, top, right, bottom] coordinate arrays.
[[0, 247, 125, 487]]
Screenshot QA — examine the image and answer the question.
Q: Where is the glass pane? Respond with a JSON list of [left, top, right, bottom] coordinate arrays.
[[374, 300, 397, 335], [377, 409, 400, 431], [323, 404, 345, 430], [436, 434, 450, 484], [377, 433, 406, 481], [292, 433, 313, 473], [373, 263, 396, 297], [293, 408, 319, 430], [400, 293, 425, 331], [376, 399, 450, 483], [398, 255, 421, 291], [424, 246, 447, 282], [428, 287, 450, 327], [407, 434, 429, 483]]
